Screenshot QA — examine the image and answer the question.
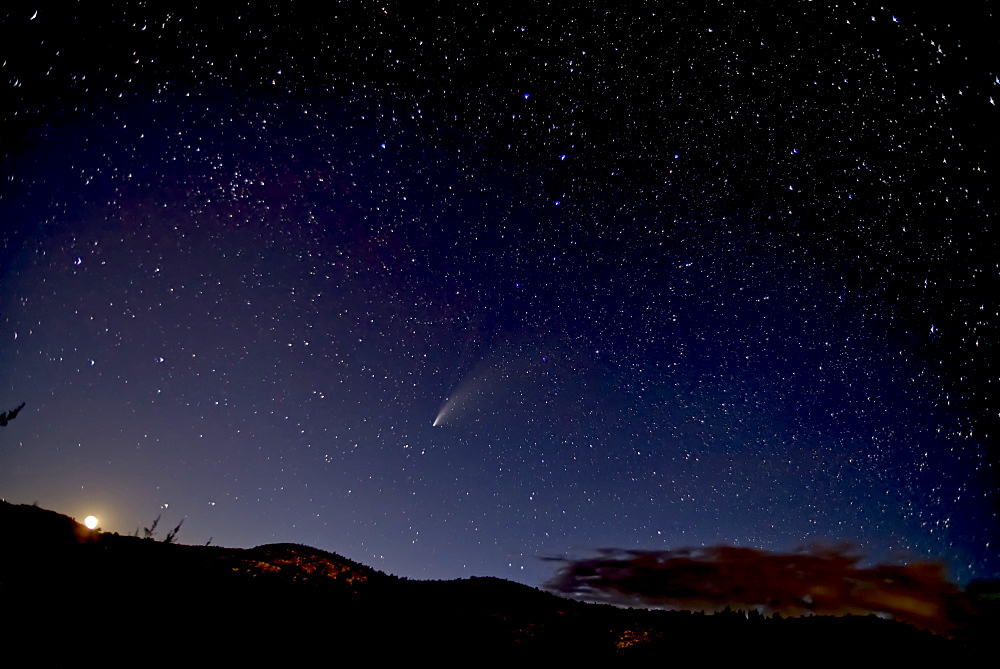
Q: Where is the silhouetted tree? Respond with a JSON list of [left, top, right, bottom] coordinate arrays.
[[0, 401, 25, 426], [164, 519, 184, 544], [144, 515, 161, 539]]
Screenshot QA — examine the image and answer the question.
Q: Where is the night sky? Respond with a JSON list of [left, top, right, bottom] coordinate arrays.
[[1, 2, 996, 589]]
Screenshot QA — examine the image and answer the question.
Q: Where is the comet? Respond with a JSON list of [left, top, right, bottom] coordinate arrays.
[[432, 362, 495, 427], [432, 392, 461, 427]]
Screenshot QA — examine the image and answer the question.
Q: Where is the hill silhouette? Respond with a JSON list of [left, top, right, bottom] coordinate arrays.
[[1, 501, 990, 663]]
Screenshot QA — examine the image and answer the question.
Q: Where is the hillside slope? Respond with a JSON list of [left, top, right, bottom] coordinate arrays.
[[1, 502, 985, 663]]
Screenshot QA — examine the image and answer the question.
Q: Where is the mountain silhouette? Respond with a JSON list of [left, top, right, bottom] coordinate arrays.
[[1, 501, 989, 663]]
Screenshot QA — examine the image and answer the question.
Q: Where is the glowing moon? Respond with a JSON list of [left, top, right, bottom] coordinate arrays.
[[84, 515, 99, 530]]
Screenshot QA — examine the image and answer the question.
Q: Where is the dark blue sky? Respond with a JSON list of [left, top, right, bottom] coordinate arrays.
[[1, 1, 996, 588]]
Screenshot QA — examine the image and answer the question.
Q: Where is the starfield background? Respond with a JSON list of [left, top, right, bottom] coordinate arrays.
[[1, 0, 996, 600]]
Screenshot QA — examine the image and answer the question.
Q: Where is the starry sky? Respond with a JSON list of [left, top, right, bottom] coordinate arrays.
[[1, 2, 996, 588]]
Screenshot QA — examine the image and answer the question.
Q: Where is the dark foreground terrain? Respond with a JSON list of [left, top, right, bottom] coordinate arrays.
[[1, 502, 993, 664]]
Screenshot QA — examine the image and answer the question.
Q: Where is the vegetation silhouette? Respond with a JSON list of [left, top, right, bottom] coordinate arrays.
[[0, 401, 25, 426], [133, 514, 185, 543]]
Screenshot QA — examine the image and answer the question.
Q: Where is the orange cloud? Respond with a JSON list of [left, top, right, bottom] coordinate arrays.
[[544, 545, 968, 636]]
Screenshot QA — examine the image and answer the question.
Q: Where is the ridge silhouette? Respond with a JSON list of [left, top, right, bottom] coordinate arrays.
[[1, 501, 990, 662]]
